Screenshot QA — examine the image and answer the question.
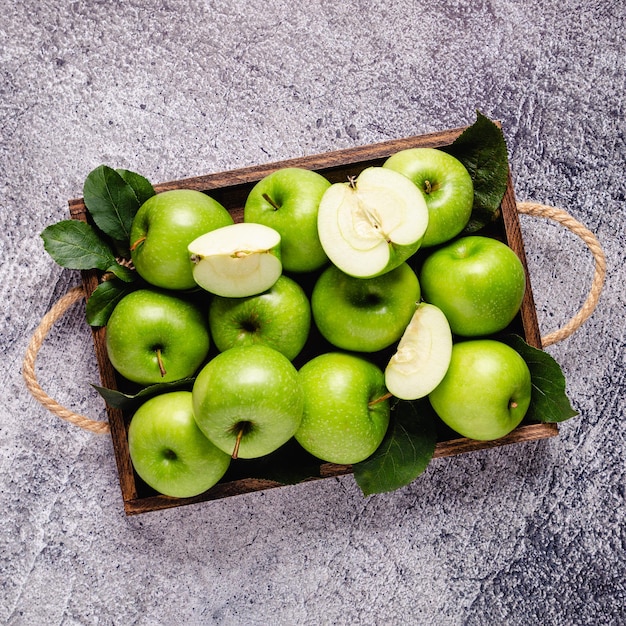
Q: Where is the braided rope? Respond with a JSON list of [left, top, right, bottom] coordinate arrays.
[[517, 202, 606, 347], [21, 285, 110, 434], [22, 204, 605, 432]]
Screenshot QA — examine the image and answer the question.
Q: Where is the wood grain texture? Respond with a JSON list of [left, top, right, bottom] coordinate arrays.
[[69, 125, 557, 515]]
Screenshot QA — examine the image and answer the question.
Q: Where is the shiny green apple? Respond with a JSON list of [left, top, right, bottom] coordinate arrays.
[[383, 147, 473, 247], [420, 235, 526, 337], [244, 167, 331, 273], [130, 189, 234, 290], [192, 345, 303, 459], [311, 262, 420, 352], [128, 391, 231, 498], [295, 352, 390, 465], [428, 339, 532, 440], [105, 289, 210, 385], [208, 274, 311, 361]]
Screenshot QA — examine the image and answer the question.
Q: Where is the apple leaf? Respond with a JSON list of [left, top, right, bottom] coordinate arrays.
[[443, 111, 510, 233], [353, 399, 437, 497], [116, 168, 156, 207], [503, 334, 578, 423], [41, 220, 133, 281], [105, 262, 135, 283], [92, 377, 196, 412], [85, 278, 136, 327], [82, 164, 142, 245]]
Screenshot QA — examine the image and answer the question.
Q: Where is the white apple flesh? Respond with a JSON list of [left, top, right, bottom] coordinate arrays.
[[317, 167, 429, 278], [385, 303, 453, 400], [188, 222, 282, 297]]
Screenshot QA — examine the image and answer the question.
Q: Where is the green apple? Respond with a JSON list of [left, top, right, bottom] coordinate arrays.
[[317, 166, 429, 278], [244, 167, 331, 273], [419, 235, 526, 337], [295, 352, 390, 465], [209, 274, 311, 361], [428, 339, 532, 441], [128, 391, 231, 498], [130, 189, 234, 290], [311, 262, 420, 352], [105, 289, 210, 385], [383, 147, 473, 247], [188, 222, 282, 297], [192, 344, 303, 459], [385, 302, 453, 400]]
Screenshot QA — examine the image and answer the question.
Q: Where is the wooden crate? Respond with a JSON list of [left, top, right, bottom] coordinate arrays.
[[69, 125, 558, 515]]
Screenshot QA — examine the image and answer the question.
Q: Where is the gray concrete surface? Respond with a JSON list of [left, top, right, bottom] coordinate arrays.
[[2, 1, 625, 624]]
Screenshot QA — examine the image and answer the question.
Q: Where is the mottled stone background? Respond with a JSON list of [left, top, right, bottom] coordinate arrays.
[[1, 1, 624, 624]]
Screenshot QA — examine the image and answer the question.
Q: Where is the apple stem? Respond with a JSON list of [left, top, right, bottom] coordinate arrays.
[[232, 427, 245, 460], [369, 391, 393, 407], [156, 348, 167, 377], [424, 180, 432, 195], [262, 193, 281, 211], [348, 175, 357, 189], [130, 236, 146, 252]]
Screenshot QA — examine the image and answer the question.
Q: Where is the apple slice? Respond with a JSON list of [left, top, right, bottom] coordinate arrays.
[[188, 222, 282, 297], [317, 166, 429, 277], [385, 302, 453, 400]]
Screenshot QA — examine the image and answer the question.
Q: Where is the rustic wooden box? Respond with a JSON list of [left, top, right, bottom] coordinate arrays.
[[69, 125, 558, 515]]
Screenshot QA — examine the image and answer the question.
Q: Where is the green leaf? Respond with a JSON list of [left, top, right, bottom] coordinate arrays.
[[83, 165, 141, 244], [41, 220, 118, 270], [353, 399, 437, 496], [104, 262, 136, 283], [444, 111, 510, 233], [503, 334, 578, 423], [116, 169, 156, 207], [92, 377, 196, 411], [85, 279, 136, 327]]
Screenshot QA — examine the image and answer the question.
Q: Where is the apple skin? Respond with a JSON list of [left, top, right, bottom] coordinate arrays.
[[244, 167, 331, 273], [311, 262, 420, 352], [192, 345, 304, 459], [208, 275, 311, 361], [428, 339, 532, 441], [383, 147, 474, 247], [130, 189, 234, 290], [105, 289, 210, 385], [127, 391, 231, 498], [295, 352, 390, 465], [419, 235, 526, 337]]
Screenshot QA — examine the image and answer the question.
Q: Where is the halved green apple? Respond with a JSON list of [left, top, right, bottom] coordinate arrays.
[[188, 222, 282, 297], [317, 167, 429, 277], [384, 302, 452, 400]]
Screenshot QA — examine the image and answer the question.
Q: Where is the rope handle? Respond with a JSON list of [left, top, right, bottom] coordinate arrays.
[[22, 202, 606, 433], [516, 202, 606, 347], [22, 286, 110, 434]]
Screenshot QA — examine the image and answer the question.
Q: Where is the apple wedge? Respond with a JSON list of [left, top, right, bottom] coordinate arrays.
[[384, 302, 453, 400], [317, 166, 429, 277], [188, 222, 282, 297]]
